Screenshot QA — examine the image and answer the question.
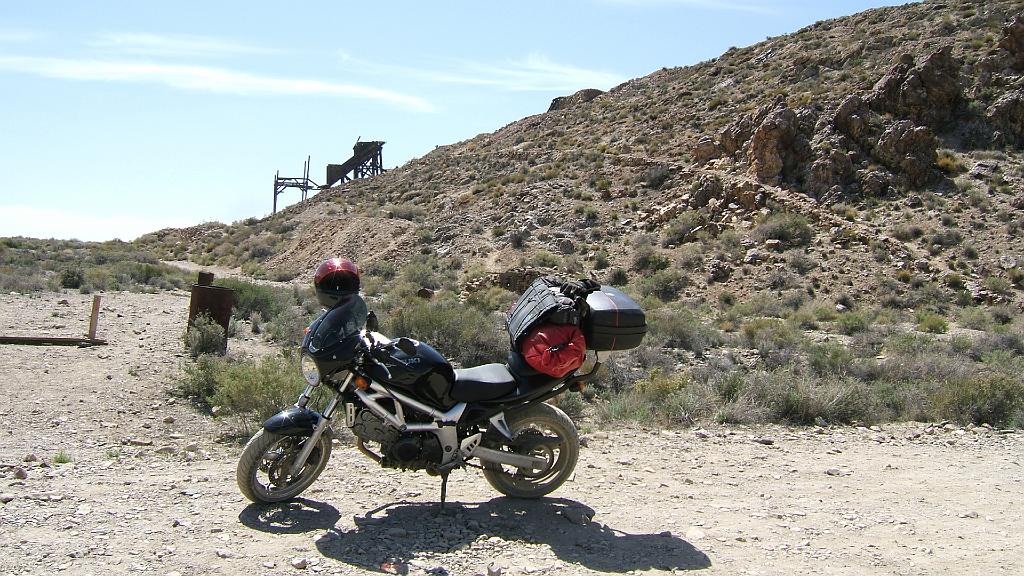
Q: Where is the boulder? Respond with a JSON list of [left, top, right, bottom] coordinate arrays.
[[869, 45, 963, 128], [872, 121, 939, 188], [999, 13, 1024, 71], [987, 90, 1024, 144], [748, 107, 801, 184], [693, 136, 721, 164], [690, 174, 724, 208]]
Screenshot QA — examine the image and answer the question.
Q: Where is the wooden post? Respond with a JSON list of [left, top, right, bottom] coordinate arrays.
[[87, 295, 101, 340]]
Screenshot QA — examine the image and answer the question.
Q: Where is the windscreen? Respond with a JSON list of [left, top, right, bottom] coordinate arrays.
[[307, 295, 368, 354]]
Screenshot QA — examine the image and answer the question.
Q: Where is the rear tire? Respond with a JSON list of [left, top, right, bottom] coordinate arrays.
[[482, 403, 579, 499], [236, 429, 332, 503]]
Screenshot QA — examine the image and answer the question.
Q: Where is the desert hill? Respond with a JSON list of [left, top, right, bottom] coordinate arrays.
[[137, 0, 1024, 311]]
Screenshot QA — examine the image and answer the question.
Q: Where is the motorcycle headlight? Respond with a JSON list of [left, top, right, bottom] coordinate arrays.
[[300, 354, 321, 386]]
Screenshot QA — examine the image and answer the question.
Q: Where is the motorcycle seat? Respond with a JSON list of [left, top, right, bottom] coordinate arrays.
[[451, 363, 518, 401]]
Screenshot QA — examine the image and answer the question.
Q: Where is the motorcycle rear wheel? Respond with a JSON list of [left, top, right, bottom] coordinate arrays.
[[482, 403, 579, 499], [236, 429, 332, 503]]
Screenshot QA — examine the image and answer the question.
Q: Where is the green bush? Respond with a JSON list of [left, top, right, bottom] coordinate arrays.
[[184, 313, 225, 357], [751, 213, 812, 248], [214, 278, 289, 321], [916, 311, 948, 334], [60, 267, 84, 289], [931, 374, 1024, 427], [175, 353, 304, 432], [387, 298, 506, 367], [836, 311, 873, 335], [638, 268, 689, 301], [649, 308, 723, 356]]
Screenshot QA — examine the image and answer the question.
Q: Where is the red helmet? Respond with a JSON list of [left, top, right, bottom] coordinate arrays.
[[314, 258, 360, 308]]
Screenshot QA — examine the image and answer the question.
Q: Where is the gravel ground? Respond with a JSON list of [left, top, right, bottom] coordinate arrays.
[[1, 290, 1021, 576]]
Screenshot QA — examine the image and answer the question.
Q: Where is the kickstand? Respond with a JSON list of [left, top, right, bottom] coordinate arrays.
[[439, 471, 450, 509]]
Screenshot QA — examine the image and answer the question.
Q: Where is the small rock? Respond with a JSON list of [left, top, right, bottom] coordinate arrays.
[[694, 429, 711, 439], [487, 564, 502, 576], [753, 437, 774, 445], [124, 438, 153, 447], [163, 416, 176, 424], [12, 467, 28, 480], [183, 443, 200, 453], [959, 511, 979, 519], [685, 526, 706, 540], [215, 548, 240, 559], [0, 493, 15, 503], [825, 468, 842, 476], [155, 446, 178, 455], [23, 453, 39, 463], [562, 508, 593, 525], [290, 557, 309, 570]]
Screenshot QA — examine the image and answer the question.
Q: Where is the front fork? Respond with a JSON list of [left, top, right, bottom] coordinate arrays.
[[285, 373, 351, 477]]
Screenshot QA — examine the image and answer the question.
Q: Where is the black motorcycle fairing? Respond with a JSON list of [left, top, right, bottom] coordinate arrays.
[[364, 339, 457, 409], [263, 405, 321, 435], [303, 295, 369, 375]]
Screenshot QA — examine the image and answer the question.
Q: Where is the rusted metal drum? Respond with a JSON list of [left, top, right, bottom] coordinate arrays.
[[187, 273, 234, 352]]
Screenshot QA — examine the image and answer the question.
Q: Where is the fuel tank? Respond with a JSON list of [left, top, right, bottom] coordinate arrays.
[[365, 338, 457, 409]]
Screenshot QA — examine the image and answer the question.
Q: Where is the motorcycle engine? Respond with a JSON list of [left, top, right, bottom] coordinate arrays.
[[351, 410, 442, 470]]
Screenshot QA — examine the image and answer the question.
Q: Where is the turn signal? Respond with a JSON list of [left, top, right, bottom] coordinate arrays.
[[354, 376, 370, 390]]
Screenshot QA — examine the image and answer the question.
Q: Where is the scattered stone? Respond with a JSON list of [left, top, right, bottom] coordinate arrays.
[[0, 493, 15, 503], [155, 446, 178, 455], [183, 443, 201, 453], [694, 429, 711, 439], [215, 548, 240, 559], [959, 511, 979, 519], [290, 557, 309, 570], [162, 415, 176, 424], [124, 438, 153, 446], [487, 563, 503, 576], [825, 468, 842, 476], [685, 526, 706, 540], [753, 437, 775, 445], [562, 508, 593, 526], [12, 466, 28, 480], [23, 453, 39, 463]]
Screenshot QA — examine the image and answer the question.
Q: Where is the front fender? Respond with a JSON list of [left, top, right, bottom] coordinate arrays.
[[263, 406, 321, 436]]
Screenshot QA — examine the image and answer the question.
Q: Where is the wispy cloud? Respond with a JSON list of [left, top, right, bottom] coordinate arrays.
[[88, 32, 279, 58], [596, 0, 778, 14], [340, 52, 625, 92], [0, 55, 434, 111]]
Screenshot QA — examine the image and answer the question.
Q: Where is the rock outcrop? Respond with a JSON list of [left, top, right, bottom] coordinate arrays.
[[868, 46, 963, 128], [548, 89, 604, 112]]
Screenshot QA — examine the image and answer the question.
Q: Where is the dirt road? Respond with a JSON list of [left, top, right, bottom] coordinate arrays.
[[1, 291, 1021, 575]]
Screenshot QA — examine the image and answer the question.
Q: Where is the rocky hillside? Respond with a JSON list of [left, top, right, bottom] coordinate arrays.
[[139, 0, 1024, 309]]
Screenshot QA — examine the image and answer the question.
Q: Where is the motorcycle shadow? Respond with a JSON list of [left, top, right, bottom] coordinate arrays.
[[313, 497, 711, 573], [238, 498, 342, 535]]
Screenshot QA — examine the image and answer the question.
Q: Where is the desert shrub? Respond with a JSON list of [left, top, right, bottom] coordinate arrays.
[[806, 342, 855, 376], [784, 249, 817, 274], [958, 306, 992, 331], [740, 318, 803, 366], [466, 286, 517, 313], [555, 390, 586, 420], [931, 373, 1024, 427], [606, 268, 629, 285], [890, 224, 923, 241], [751, 213, 812, 248], [530, 250, 562, 268], [214, 278, 289, 321], [836, 310, 873, 335], [184, 313, 225, 357], [637, 268, 689, 301], [734, 369, 878, 425], [631, 244, 670, 272], [266, 306, 312, 345], [936, 149, 965, 173], [60, 267, 84, 289], [387, 298, 506, 367], [385, 203, 425, 221], [915, 310, 948, 334], [645, 165, 671, 189], [649, 308, 723, 356], [662, 212, 703, 247]]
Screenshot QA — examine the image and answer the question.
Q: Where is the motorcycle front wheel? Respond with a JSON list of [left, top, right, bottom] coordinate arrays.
[[482, 402, 579, 499], [236, 429, 332, 503]]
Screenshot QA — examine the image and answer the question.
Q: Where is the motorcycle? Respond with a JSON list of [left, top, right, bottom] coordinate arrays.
[[235, 280, 645, 504]]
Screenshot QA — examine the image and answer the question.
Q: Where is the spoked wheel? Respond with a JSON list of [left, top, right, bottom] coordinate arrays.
[[236, 430, 332, 503], [482, 403, 579, 499]]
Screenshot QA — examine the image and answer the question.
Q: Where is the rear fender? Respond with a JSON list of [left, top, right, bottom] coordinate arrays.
[[263, 406, 321, 436]]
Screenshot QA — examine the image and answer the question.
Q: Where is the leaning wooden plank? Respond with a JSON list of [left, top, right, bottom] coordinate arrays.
[[0, 336, 108, 346]]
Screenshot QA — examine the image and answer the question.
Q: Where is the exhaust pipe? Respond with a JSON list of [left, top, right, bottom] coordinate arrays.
[[470, 446, 548, 471]]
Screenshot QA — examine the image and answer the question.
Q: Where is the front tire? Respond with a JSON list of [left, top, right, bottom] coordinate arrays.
[[236, 429, 332, 503], [482, 403, 579, 499]]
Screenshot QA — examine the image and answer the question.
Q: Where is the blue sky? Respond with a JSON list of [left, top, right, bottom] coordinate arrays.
[[0, 1, 905, 241]]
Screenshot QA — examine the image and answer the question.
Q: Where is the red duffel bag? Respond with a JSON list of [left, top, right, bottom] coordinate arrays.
[[521, 323, 587, 378]]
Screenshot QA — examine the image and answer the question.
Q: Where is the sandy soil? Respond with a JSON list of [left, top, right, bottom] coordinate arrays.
[[1, 290, 1021, 576]]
